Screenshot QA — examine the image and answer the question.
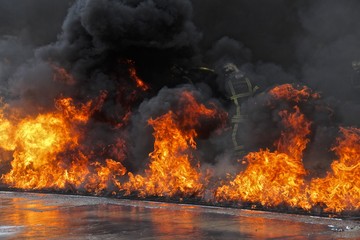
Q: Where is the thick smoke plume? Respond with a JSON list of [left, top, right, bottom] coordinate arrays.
[[0, 0, 359, 180], [192, 0, 360, 175]]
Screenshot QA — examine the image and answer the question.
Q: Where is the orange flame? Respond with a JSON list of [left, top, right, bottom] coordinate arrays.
[[216, 106, 310, 208], [215, 84, 319, 209], [308, 127, 360, 212], [215, 84, 360, 213], [55, 97, 93, 123], [0, 93, 126, 192], [126, 111, 203, 197], [1, 112, 81, 189], [55, 91, 107, 123], [1, 81, 360, 215], [126, 60, 149, 91], [86, 159, 127, 195], [270, 83, 320, 102], [0, 104, 16, 151], [125, 91, 225, 197]]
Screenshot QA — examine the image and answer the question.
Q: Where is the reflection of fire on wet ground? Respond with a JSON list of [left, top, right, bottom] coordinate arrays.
[[0, 192, 359, 239], [0, 226, 24, 238]]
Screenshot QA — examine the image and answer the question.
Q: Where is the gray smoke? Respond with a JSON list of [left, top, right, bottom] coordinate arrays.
[[0, 0, 73, 45], [298, 0, 360, 100], [191, 0, 360, 176], [0, 0, 223, 175], [192, 0, 360, 101], [0, 0, 73, 98], [296, 0, 360, 173]]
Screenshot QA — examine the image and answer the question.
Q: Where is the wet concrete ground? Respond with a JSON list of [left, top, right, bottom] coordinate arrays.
[[0, 191, 359, 239]]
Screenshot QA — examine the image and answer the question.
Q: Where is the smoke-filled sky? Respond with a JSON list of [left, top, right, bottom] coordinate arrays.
[[2, 0, 360, 98], [0, 0, 359, 176]]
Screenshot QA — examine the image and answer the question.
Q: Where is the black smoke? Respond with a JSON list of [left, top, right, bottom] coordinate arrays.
[[0, 0, 359, 178], [191, 0, 360, 175], [0, 0, 223, 175]]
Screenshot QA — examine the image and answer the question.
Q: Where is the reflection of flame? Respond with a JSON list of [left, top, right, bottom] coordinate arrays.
[[10, 198, 68, 238]]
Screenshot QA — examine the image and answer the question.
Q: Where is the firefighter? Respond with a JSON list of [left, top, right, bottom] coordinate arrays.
[[222, 63, 258, 156]]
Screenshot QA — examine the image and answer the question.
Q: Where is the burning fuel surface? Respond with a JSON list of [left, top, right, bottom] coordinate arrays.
[[0, 0, 360, 217]]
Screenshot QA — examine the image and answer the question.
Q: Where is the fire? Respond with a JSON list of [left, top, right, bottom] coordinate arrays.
[[269, 83, 320, 102], [125, 91, 226, 197], [126, 111, 203, 197], [0, 79, 359, 215], [1, 112, 80, 189], [55, 91, 107, 123], [86, 159, 127, 195], [126, 60, 150, 91], [216, 84, 317, 209], [55, 97, 92, 123], [216, 106, 310, 208], [0, 104, 16, 151], [308, 127, 360, 212], [0, 94, 126, 193], [215, 84, 360, 213]]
